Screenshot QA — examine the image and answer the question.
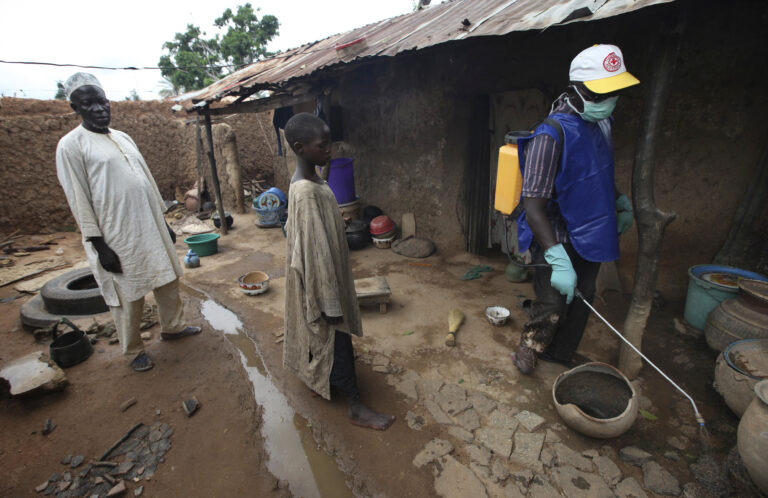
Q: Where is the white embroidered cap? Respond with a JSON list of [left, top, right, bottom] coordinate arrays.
[[64, 72, 103, 100]]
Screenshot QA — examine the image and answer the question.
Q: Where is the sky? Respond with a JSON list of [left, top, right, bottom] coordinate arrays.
[[0, 0, 417, 100]]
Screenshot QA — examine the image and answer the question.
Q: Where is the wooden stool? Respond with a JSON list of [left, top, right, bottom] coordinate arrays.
[[355, 276, 391, 313]]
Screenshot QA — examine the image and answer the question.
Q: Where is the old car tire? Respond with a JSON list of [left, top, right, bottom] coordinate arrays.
[[41, 268, 109, 315], [20, 294, 61, 329]]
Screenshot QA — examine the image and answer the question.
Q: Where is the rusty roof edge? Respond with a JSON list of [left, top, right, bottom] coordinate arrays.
[[176, 0, 676, 112]]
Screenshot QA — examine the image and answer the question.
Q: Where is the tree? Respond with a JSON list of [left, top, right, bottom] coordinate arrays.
[[215, 4, 279, 67], [158, 4, 279, 93], [158, 77, 181, 98], [125, 89, 141, 101], [159, 24, 222, 93], [55, 81, 66, 100]]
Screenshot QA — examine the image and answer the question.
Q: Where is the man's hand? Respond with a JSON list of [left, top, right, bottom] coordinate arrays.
[[89, 237, 122, 273], [544, 243, 577, 304], [166, 222, 177, 244], [616, 194, 633, 235]]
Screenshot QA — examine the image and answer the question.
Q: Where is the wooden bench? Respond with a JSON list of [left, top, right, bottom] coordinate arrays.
[[354, 276, 391, 313]]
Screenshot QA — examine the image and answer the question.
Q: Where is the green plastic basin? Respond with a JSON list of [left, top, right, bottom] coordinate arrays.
[[184, 233, 220, 257]]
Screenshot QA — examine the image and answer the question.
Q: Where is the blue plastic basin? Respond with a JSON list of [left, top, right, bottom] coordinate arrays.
[[684, 265, 768, 330]]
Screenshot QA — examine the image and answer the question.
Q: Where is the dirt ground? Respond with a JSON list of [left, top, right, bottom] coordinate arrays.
[[0, 212, 754, 497]]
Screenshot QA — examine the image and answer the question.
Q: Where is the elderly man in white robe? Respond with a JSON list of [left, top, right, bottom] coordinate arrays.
[[55, 72, 201, 372]]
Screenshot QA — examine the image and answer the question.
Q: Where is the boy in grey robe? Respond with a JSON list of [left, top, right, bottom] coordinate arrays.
[[283, 113, 394, 430]]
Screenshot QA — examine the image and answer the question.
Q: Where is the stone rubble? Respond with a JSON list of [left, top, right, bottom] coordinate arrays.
[[515, 410, 546, 432], [620, 446, 654, 466], [642, 461, 681, 496], [373, 360, 699, 498], [405, 410, 426, 431], [616, 476, 649, 498], [33, 422, 173, 497], [413, 438, 454, 468], [594, 455, 622, 486]]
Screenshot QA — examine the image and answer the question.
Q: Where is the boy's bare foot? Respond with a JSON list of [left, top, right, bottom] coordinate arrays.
[[348, 399, 395, 430]]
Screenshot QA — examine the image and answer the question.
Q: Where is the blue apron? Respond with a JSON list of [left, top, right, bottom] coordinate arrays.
[[516, 113, 619, 263]]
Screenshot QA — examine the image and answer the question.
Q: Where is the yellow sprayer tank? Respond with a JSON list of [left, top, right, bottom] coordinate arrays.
[[494, 132, 530, 216]]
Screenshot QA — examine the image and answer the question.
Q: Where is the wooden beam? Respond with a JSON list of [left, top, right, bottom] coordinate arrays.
[[206, 92, 314, 116], [203, 108, 229, 236], [195, 116, 204, 213]]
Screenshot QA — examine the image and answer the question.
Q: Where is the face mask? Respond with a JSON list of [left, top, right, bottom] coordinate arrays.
[[566, 86, 618, 123]]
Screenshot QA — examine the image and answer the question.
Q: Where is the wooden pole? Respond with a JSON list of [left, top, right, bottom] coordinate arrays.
[[618, 18, 683, 378], [202, 108, 228, 236], [195, 116, 204, 213]]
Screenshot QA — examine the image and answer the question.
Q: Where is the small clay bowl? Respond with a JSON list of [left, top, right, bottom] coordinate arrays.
[[485, 306, 510, 326], [238, 271, 270, 295], [372, 235, 395, 249]]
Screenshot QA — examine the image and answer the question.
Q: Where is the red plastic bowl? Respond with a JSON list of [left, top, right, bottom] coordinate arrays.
[[369, 215, 395, 235]]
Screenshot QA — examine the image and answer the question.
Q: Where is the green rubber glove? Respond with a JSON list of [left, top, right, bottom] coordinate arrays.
[[616, 194, 633, 235], [544, 243, 577, 304]]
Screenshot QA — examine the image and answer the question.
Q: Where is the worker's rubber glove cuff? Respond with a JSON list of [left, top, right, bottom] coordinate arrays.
[[544, 243, 577, 304], [616, 194, 633, 235]]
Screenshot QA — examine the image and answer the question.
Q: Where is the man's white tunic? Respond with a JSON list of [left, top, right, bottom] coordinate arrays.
[[56, 125, 182, 307]]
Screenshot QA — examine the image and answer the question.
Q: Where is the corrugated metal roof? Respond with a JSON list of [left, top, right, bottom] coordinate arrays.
[[176, 0, 673, 111]]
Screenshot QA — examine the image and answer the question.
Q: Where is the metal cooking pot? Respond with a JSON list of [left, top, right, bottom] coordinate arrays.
[[49, 318, 94, 368]]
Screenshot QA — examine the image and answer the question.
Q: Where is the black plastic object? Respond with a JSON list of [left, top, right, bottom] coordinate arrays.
[[212, 211, 234, 229], [50, 318, 94, 368], [346, 219, 370, 250], [41, 268, 109, 315], [362, 206, 384, 226]]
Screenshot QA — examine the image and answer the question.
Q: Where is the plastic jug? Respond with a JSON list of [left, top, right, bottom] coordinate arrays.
[[494, 131, 530, 216], [184, 249, 200, 268]]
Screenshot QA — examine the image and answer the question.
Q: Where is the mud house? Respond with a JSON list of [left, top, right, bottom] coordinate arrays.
[[175, 0, 767, 300]]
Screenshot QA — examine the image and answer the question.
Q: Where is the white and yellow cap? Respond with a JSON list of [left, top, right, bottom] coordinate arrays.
[[569, 44, 639, 94]]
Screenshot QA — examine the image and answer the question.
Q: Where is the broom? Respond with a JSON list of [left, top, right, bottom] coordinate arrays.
[[445, 309, 465, 347]]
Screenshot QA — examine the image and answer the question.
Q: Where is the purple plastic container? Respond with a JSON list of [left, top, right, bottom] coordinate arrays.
[[328, 157, 355, 204]]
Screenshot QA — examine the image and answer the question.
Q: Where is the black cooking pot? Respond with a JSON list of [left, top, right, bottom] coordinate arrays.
[[50, 318, 94, 368], [212, 211, 234, 229], [362, 206, 384, 227], [346, 220, 370, 250]]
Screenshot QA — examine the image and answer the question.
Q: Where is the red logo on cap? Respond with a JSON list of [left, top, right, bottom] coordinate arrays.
[[603, 52, 622, 72]]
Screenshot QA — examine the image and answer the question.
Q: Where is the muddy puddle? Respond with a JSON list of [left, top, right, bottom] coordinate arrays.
[[200, 300, 353, 498]]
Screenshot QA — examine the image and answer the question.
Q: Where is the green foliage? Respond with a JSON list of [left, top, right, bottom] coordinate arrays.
[[158, 4, 279, 93], [125, 89, 141, 101], [639, 409, 659, 421], [55, 81, 66, 100]]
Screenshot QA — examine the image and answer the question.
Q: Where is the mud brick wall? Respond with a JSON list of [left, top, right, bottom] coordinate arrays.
[[0, 98, 275, 234]]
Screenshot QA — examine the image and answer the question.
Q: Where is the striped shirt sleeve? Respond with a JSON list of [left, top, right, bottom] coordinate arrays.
[[521, 134, 560, 198]]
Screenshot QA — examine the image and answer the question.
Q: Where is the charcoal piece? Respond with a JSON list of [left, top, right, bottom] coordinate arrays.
[[182, 398, 199, 417], [42, 419, 56, 436], [109, 461, 134, 476], [132, 425, 150, 439]]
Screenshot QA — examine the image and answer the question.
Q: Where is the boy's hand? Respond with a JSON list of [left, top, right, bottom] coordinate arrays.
[[166, 222, 177, 244], [322, 313, 343, 325]]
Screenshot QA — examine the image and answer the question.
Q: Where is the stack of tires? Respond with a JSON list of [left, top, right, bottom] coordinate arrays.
[[20, 268, 109, 330]]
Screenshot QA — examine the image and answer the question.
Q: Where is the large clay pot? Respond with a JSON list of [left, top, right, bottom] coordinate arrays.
[[552, 362, 638, 439], [737, 380, 768, 494], [714, 339, 768, 417], [705, 279, 768, 352]]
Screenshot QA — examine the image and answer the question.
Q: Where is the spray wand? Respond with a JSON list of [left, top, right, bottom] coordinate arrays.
[[574, 288, 705, 427], [499, 217, 705, 426]]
